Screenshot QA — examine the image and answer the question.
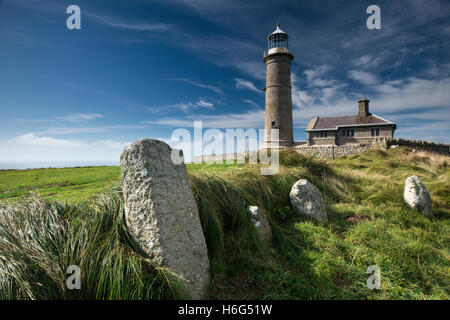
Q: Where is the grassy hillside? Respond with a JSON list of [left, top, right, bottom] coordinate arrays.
[[0, 147, 448, 299], [0, 166, 120, 202]]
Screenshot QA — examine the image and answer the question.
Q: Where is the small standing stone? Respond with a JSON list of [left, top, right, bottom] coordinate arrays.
[[404, 175, 433, 217], [248, 206, 272, 244], [120, 139, 210, 299], [289, 179, 328, 223]]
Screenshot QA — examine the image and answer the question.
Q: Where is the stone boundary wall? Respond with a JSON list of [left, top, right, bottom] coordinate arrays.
[[294, 138, 450, 159], [384, 138, 449, 155], [294, 144, 372, 159]]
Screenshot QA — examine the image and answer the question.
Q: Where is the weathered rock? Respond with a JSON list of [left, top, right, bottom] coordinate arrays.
[[289, 179, 328, 223], [248, 206, 272, 244], [404, 175, 433, 217], [345, 214, 371, 224], [120, 139, 210, 299]]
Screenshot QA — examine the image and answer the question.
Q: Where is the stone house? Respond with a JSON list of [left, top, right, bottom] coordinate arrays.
[[305, 98, 396, 146]]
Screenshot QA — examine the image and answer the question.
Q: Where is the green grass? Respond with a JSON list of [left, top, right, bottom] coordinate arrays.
[[0, 147, 448, 299], [0, 166, 120, 203]]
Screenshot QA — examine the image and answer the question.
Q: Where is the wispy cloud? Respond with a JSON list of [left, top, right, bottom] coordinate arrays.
[[143, 108, 265, 129], [195, 99, 214, 109], [170, 78, 223, 95], [149, 98, 215, 113], [57, 113, 103, 122], [37, 125, 147, 135], [234, 78, 262, 93], [243, 99, 261, 108], [352, 54, 384, 69], [15, 113, 104, 124], [347, 70, 379, 85], [88, 13, 172, 32]]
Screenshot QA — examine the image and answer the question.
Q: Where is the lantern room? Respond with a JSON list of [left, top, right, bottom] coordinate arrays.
[[265, 24, 291, 56]]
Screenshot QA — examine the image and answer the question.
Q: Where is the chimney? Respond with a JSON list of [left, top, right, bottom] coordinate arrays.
[[358, 98, 370, 117]]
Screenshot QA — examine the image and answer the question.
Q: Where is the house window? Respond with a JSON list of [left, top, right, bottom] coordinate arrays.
[[371, 128, 380, 136], [316, 131, 328, 138], [343, 129, 354, 137]]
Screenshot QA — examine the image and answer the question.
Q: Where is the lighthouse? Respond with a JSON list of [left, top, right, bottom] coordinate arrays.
[[263, 24, 294, 148]]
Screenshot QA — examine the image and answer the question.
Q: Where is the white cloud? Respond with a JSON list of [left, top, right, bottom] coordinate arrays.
[[0, 133, 131, 169], [58, 113, 103, 122], [304, 65, 330, 82], [144, 108, 265, 129], [88, 13, 171, 32], [353, 55, 372, 67], [149, 99, 214, 113], [352, 55, 384, 69], [371, 77, 450, 112], [15, 113, 104, 124], [36, 125, 147, 135], [195, 99, 214, 109], [243, 99, 260, 108], [170, 78, 223, 95], [347, 70, 379, 85], [302, 65, 339, 88], [13, 133, 85, 148], [234, 78, 261, 93]]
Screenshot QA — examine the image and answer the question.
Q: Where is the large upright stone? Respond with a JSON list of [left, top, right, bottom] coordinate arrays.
[[120, 139, 209, 299], [404, 175, 433, 217], [289, 179, 328, 223]]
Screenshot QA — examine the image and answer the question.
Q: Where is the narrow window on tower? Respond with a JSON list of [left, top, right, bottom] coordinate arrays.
[[271, 121, 276, 128]]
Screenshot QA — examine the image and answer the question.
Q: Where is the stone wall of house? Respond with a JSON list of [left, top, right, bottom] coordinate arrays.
[[338, 125, 394, 145], [309, 125, 395, 146], [309, 131, 336, 146]]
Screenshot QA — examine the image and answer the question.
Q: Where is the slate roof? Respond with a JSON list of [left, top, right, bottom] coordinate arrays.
[[307, 114, 395, 131]]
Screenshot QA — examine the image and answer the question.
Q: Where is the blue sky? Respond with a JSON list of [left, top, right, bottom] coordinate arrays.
[[0, 0, 449, 168]]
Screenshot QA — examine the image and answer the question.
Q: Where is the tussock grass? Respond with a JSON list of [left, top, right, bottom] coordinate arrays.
[[0, 189, 187, 300], [0, 147, 448, 299]]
